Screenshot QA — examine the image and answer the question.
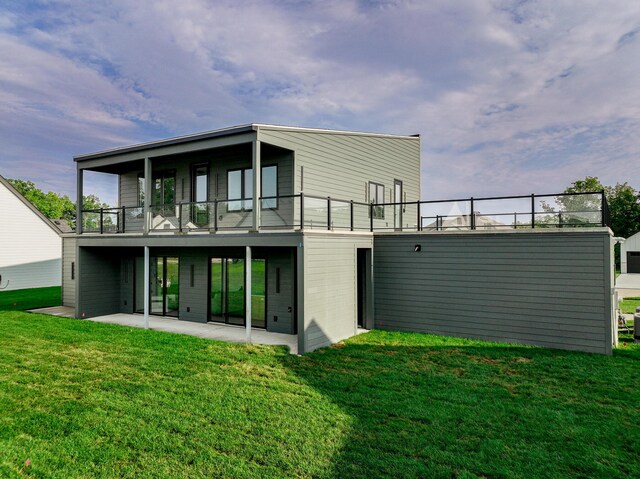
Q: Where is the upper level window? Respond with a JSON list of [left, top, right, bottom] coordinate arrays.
[[369, 181, 385, 219], [261, 165, 278, 209], [192, 165, 208, 203], [228, 166, 278, 212], [153, 171, 176, 207]]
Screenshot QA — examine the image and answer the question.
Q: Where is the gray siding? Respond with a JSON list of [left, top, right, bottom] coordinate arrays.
[[373, 230, 615, 354], [257, 128, 420, 229], [265, 249, 295, 333], [178, 250, 209, 323], [303, 233, 373, 352], [77, 247, 121, 318], [62, 237, 76, 307], [120, 256, 134, 313]]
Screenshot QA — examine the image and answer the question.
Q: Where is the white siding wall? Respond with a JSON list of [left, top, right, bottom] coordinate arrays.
[[621, 231, 640, 274], [0, 182, 62, 291]]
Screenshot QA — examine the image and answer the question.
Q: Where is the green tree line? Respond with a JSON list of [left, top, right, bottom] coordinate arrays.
[[7, 178, 109, 229]]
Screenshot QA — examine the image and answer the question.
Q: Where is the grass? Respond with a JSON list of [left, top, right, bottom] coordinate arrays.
[[0, 286, 61, 311], [1, 313, 639, 478], [620, 297, 640, 315]]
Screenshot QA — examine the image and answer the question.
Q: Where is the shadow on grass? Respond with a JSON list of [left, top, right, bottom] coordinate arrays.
[[280, 331, 640, 478], [2, 313, 639, 478]]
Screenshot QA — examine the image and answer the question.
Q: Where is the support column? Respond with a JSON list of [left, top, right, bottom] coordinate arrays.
[[245, 246, 252, 343], [144, 157, 152, 234], [144, 246, 150, 329], [76, 168, 83, 234], [296, 241, 305, 354], [252, 140, 261, 231]]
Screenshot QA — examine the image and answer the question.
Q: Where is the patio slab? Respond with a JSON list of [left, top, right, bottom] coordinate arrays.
[[85, 313, 298, 354], [29, 306, 75, 318]]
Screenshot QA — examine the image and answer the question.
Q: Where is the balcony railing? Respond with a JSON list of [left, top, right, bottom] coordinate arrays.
[[79, 191, 609, 234]]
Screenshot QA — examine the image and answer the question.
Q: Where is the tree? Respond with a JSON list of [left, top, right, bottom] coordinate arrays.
[[540, 176, 605, 227], [559, 176, 640, 270], [604, 182, 640, 239], [7, 179, 75, 223], [7, 178, 110, 229]]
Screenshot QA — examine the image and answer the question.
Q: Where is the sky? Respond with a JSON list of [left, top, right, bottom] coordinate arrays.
[[1, 0, 639, 206]]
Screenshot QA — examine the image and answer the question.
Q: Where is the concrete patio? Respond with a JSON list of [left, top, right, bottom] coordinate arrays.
[[30, 308, 298, 354]]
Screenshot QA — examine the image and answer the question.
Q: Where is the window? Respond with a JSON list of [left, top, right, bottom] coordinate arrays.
[[153, 172, 175, 207], [369, 181, 385, 219], [191, 164, 209, 226], [227, 166, 278, 211], [261, 165, 278, 209]]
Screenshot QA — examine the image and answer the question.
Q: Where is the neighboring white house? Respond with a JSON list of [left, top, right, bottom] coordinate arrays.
[[621, 231, 640, 274], [0, 175, 64, 291]]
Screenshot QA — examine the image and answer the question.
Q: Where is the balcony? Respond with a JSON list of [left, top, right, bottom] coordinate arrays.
[[79, 191, 610, 235]]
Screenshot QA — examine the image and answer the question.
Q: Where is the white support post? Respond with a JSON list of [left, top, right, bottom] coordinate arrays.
[[245, 245, 252, 343], [252, 140, 261, 231], [144, 156, 152, 234], [144, 246, 150, 329]]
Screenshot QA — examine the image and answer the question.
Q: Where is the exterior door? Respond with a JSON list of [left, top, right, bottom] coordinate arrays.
[[209, 257, 266, 328], [628, 252, 640, 273], [191, 164, 209, 227], [138, 256, 179, 317], [394, 179, 403, 230]]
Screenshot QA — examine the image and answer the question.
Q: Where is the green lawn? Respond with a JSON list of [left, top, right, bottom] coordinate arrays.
[[620, 297, 640, 315], [1, 313, 639, 478], [0, 286, 61, 311]]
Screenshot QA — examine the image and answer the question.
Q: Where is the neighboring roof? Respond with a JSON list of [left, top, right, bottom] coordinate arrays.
[[0, 175, 67, 235], [74, 123, 421, 162], [51, 218, 73, 233]]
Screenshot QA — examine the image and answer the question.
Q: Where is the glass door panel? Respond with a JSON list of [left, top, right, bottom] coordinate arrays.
[[151, 257, 164, 314], [210, 258, 224, 322], [251, 259, 266, 328], [192, 165, 209, 227], [209, 257, 266, 328], [226, 258, 245, 325], [165, 257, 179, 317]]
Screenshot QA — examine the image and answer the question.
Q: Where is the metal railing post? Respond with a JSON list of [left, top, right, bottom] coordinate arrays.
[[369, 203, 374, 232], [100, 208, 104, 234], [350, 200, 354, 231], [327, 197, 332, 230], [300, 193, 305, 230], [417, 201, 421, 231], [470, 197, 475, 230], [178, 202, 182, 232], [531, 194, 535, 229], [213, 200, 218, 232], [121, 206, 126, 233]]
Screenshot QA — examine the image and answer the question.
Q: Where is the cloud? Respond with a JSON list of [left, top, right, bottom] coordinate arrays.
[[0, 0, 638, 205]]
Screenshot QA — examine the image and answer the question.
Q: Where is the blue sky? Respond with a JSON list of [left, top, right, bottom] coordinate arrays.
[[1, 0, 639, 206]]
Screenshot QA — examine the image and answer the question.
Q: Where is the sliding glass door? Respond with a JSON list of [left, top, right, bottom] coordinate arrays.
[[210, 257, 265, 328], [135, 256, 179, 317]]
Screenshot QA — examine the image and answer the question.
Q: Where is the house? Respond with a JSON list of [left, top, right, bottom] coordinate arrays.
[[64, 124, 420, 354], [621, 231, 640, 274], [0, 175, 64, 291], [64, 124, 616, 355]]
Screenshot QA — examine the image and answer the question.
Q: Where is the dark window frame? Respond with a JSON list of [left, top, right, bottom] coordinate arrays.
[[227, 165, 279, 212], [369, 181, 385, 219]]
